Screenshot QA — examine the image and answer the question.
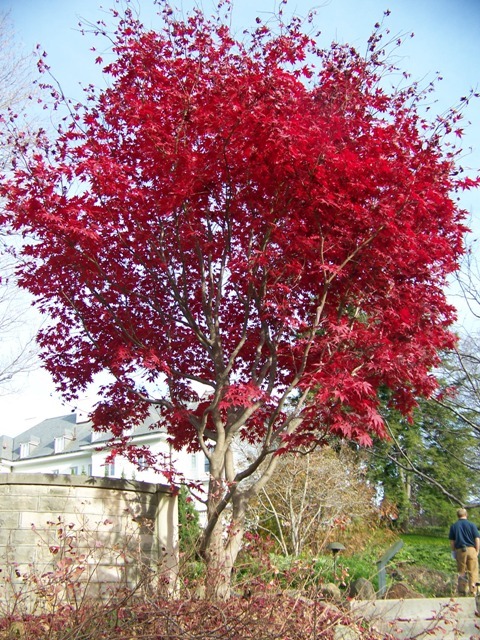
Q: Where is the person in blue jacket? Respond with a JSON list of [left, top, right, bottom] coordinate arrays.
[[449, 508, 480, 596]]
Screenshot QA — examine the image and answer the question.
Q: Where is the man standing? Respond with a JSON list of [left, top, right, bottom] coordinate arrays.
[[449, 508, 480, 596]]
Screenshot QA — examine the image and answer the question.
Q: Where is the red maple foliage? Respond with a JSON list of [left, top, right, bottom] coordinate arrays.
[[1, 2, 477, 596]]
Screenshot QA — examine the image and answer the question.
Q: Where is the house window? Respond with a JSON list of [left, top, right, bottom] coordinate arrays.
[[88, 464, 92, 476], [191, 453, 197, 472], [51, 469, 59, 475], [19, 437, 39, 459], [204, 456, 210, 473], [19, 443, 30, 459], [138, 456, 147, 470], [104, 462, 115, 477], [54, 437, 65, 454], [70, 467, 78, 475]]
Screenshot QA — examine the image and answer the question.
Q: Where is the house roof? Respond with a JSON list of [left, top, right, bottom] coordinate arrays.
[[1, 409, 166, 462], [0, 435, 14, 460], [1, 413, 89, 461]]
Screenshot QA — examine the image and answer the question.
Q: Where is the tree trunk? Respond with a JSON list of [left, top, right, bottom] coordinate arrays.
[[201, 484, 246, 600], [201, 520, 240, 599], [199, 445, 280, 598]]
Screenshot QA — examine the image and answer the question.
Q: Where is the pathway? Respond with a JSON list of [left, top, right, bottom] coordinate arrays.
[[351, 597, 480, 639]]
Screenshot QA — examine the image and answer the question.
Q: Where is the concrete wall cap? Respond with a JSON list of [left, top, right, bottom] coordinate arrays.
[[0, 472, 172, 495]]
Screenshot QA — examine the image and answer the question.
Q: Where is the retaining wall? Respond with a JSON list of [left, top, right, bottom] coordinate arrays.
[[0, 473, 178, 612]]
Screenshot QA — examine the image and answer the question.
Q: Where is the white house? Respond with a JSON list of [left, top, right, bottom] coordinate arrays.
[[0, 409, 209, 519]]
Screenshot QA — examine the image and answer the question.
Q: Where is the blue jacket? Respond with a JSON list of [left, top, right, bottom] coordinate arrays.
[[449, 519, 480, 549]]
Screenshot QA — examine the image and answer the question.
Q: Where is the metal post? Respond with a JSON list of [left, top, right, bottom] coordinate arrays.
[[328, 542, 346, 581], [376, 540, 404, 597]]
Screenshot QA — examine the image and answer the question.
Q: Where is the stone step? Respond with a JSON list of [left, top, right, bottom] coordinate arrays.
[[351, 597, 480, 639]]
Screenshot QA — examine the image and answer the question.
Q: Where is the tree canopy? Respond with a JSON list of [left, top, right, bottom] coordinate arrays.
[[1, 2, 477, 597]]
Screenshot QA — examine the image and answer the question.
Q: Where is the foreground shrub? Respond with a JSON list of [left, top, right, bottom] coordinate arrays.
[[0, 590, 394, 640]]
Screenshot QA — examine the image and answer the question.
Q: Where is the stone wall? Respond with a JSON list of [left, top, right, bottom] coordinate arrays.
[[0, 473, 178, 612]]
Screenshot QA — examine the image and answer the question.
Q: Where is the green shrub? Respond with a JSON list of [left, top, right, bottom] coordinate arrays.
[[178, 485, 202, 556]]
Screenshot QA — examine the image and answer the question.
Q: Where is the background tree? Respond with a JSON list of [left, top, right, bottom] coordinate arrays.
[[251, 445, 375, 557], [1, 4, 476, 597], [368, 395, 480, 528], [436, 336, 480, 435], [428, 226, 480, 510], [0, 11, 38, 390], [0, 12, 32, 141], [455, 237, 480, 326], [0, 277, 37, 392]]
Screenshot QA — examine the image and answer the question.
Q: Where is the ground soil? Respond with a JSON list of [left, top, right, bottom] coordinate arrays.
[[388, 564, 456, 598]]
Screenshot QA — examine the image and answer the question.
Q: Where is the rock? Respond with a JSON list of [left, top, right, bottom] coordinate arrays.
[[8, 622, 26, 638], [321, 582, 343, 602], [388, 567, 405, 581], [194, 584, 206, 599], [385, 581, 423, 599], [333, 624, 361, 640], [349, 577, 376, 600], [283, 589, 315, 605]]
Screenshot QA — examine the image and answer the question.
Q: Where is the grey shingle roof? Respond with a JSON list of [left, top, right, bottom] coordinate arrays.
[[0, 435, 13, 460], [1, 409, 166, 462], [7, 413, 91, 461]]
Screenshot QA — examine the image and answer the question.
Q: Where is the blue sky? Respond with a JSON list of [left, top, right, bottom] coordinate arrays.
[[2, 0, 478, 208], [0, 0, 479, 433], [3, 0, 480, 110]]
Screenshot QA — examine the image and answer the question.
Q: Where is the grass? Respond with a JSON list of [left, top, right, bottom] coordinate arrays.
[[397, 533, 452, 573]]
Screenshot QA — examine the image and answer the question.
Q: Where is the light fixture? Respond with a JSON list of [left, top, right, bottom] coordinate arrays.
[[327, 542, 346, 579]]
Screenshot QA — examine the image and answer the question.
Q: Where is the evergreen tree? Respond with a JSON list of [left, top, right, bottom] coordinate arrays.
[[369, 396, 480, 528]]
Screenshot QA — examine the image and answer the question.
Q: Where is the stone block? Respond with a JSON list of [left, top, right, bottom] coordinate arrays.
[[0, 512, 21, 529], [0, 544, 38, 566], [0, 495, 39, 511], [36, 496, 73, 513], [45, 485, 73, 496], [93, 563, 127, 584], [19, 511, 69, 530]]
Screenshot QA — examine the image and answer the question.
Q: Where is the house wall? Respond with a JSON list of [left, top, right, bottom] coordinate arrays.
[[9, 452, 93, 476], [90, 440, 209, 485], [0, 473, 178, 613]]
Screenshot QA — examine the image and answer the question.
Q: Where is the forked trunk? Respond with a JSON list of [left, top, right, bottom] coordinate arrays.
[[201, 490, 246, 600]]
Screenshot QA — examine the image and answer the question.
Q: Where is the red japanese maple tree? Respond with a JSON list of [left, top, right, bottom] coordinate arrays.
[[1, 3, 476, 597]]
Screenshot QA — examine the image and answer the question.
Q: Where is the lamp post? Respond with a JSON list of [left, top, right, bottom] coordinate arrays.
[[327, 542, 346, 580]]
